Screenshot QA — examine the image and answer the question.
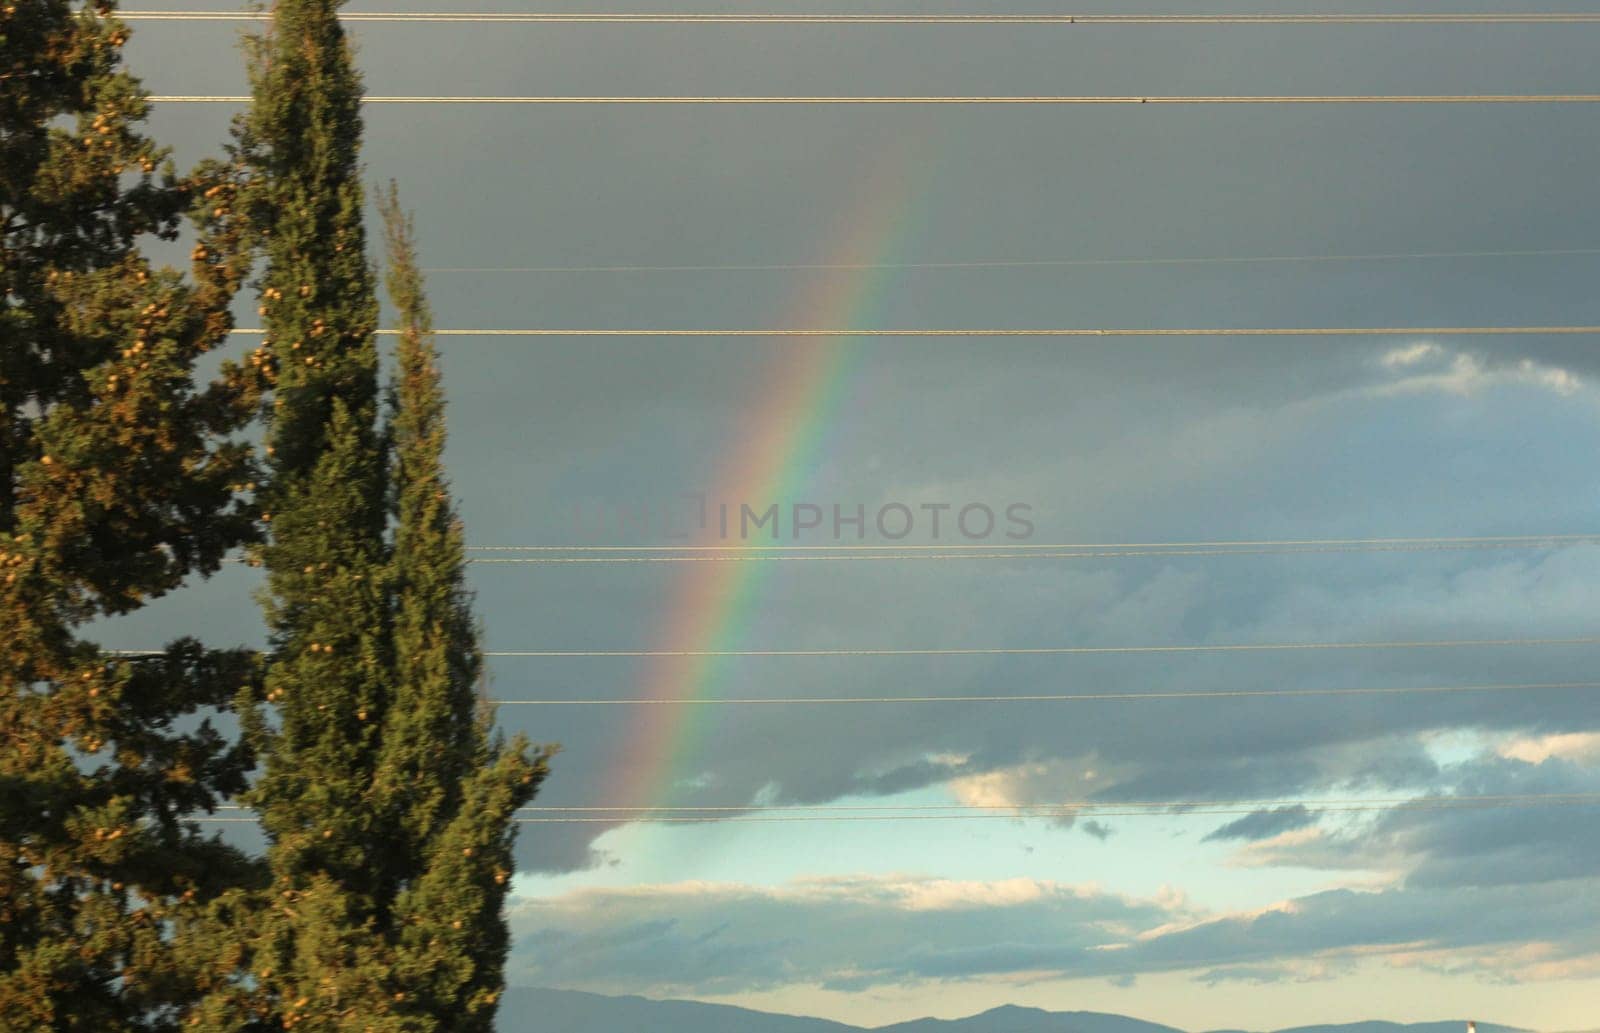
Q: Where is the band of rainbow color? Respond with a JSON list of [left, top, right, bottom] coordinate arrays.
[[604, 130, 936, 810]]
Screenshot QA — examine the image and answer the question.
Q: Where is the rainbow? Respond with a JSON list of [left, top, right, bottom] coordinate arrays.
[[605, 133, 934, 809]]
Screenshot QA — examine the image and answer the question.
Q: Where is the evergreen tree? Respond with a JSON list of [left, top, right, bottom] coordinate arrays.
[[226, 0, 394, 1028], [223, 5, 550, 1029], [379, 184, 548, 1033], [0, 1, 262, 1027]]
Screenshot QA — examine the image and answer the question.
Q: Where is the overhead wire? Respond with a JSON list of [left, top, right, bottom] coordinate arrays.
[[225, 325, 1600, 337], [203, 536, 1600, 566], [108, 636, 1600, 661], [416, 246, 1600, 274], [149, 94, 1600, 105], [210, 791, 1600, 814], [506, 792, 1600, 813], [483, 634, 1600, 658], [489, 679, 1600, 705], [196, 793, 1600, 824], [463, 539, 1600, 564], [467, 535, 1600, 550], [116, 10, 1600, 25]]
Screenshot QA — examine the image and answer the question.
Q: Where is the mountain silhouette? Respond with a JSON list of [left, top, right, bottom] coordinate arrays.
[[496, 987, 1528, 1033]]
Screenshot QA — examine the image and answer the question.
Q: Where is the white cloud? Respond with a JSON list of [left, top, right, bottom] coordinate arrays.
[[947, 756, 1120, 812], [1370, 343, 1583, 399], [1380, 342, 1446, 369], [1497, 732, 1600, 765]]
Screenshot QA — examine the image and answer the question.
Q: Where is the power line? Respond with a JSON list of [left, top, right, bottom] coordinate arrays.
[[483, 635, 1600, 658], [490, 679, 1600, 705], [109, 635, 1600, 661], [465, 540, 1600, 564], [508, 796, 1600, 821], [67, 670, 1600, 703], [418, 246, 1600, 274], [150, 94, 1600, 105], [206, 536, 1600, 566], [226, 325, 1600, 337], [116, 10, 1600, 25], [196, 794, 1600, 824], [468, 535, 1600, 552], [528, 792, 1600, 812], [210, 791, 1600, 814]]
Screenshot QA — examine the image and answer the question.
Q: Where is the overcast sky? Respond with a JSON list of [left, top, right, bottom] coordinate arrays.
[[111, 1, 1600, 1028]]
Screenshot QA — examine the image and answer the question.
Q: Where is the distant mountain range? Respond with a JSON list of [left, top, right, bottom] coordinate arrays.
[[497, 987, 1532, 1033]]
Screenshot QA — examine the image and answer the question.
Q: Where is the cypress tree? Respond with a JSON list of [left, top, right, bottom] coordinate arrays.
[[225, 5, 550, 1029], [228, 0, 394, 1028], [0, 1, 262, 1027], [379, 184, 548, 1033]]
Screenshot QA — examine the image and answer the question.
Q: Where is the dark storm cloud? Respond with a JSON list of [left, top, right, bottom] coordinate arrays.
[[1242, 754, 1600, 889], [1201, 806, 1317, 843], [509, 875, 1184, 994], [507, 872, 1600, 994], [107, 5, 1600, 881]]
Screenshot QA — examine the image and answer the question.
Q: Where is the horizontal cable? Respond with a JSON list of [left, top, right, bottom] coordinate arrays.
[[466, 539, 1600, 564], [211, 791, 1600, 814], [491, 679, 1600, 705], [117, 11, 1600, 25], [483, 634, 1600, 658], [197, 794, 1600, 824], [514, 796, 1600, 821], [150, 94, 1600, 105], [108, 636, 1600, 661], [419, 246, 1600, 274], [467, 534, 1600, 552], [227, 326, 1600, 337], [528, 792, 1600, 812], [209, 536, 1600, 567]]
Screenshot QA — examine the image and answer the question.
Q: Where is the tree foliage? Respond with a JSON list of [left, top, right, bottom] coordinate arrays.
[[224, 0, 395, 1026], [2, 6, 549, 1028], [0, 1, 262, 1027], [214, 3, 550, 1028], [380, 183, 548, 1033]]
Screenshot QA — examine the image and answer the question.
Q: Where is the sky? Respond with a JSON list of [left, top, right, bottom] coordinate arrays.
[[103, 0, 1600, 1028]]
